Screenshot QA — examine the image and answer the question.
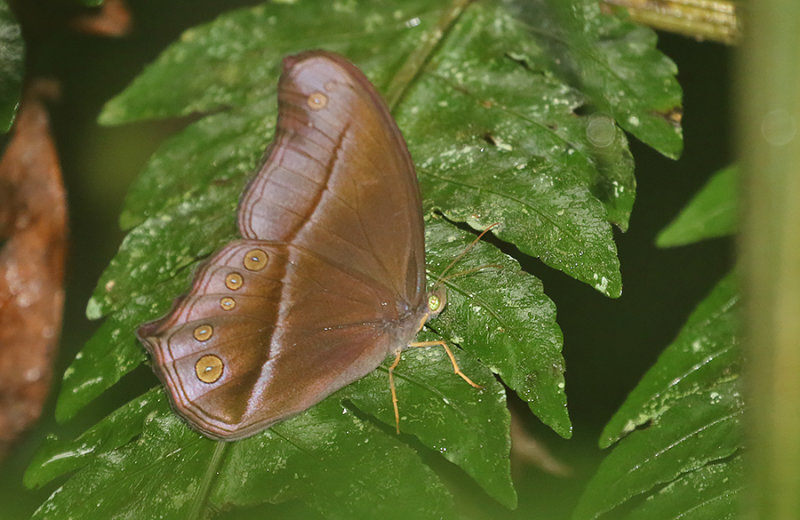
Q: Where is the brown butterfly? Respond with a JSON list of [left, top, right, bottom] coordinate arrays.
[[137, 50, 479, 441]]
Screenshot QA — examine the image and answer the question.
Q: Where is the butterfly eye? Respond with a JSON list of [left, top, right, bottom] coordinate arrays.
[[225, 272, 243, 290], [306, 91, 328, 110], [243, 249, 268, 271], [428, 294, 442, 313], [195, 354, 224, 383], [193, 324, 214, 341]]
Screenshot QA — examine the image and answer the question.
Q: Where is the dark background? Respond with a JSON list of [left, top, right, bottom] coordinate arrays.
[[1, 2, 733, 518]]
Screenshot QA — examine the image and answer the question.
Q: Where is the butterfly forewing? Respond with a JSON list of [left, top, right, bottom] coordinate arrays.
[[238, 51, 426, 303]]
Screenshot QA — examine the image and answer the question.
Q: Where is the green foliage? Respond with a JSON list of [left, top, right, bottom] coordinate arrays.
[[424, 218, 569, 439], [28, 0, 684, 518], [514, 1, 683, 161], [626, 455, 744, 520], [657, 165, 737, 247], [29, 390, 458, 519], [574, 378, 743, 520], [574, 177, 741, 520], [599, 273, 740, 448], [0, 0, 23, 132]]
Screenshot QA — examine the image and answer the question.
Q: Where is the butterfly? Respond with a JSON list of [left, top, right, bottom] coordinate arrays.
[[137, 50, 479, 440]]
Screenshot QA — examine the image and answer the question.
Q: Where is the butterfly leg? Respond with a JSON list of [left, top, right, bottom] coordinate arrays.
[[388, 350, 403, 434], [407, 340, 483, 389]]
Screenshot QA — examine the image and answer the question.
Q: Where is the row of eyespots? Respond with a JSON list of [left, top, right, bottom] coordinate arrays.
[[192, 248, 270, 384]]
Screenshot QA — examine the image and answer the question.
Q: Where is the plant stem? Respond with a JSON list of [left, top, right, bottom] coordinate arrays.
[[602, 0, 741, 44], [738, 0, 800, 517], [188, 441, 228, 520]]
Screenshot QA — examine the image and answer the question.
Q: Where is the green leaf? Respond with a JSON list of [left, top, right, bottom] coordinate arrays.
[[343, 319, 516, 507], [656, 165, 738, 247], [45, 218, 556, 511], [118, 105, 273, 231], [626, 455, 744, 520], [65, 0, 643, 424], [39, 0, 684, 516], [55, 278, 187, 422], [89, 0, 682, 302], [573, 379, 744, 520], [0, 0, 24, 132], [401, 3, 629, 291], [424, 218, 570, 439], [86, 191, 240, 320], [521, 0, 684, 159], [30, 391, 456, 520], [574, 274, 744, 520], [26, 389, 164, 488], [600, 272, 740, 448]]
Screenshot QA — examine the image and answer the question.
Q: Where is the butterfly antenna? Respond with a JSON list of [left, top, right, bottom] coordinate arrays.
[[436, 263, 503, 284], [433, 223, 499, 289]]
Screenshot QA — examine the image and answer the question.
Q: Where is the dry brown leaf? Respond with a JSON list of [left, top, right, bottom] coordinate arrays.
[[0, 79, 67, 457], [70, 0, 132, 37]]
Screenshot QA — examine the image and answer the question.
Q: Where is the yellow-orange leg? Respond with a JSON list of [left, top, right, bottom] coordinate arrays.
[[388, 350, 403, 434], [389, 341, 482, 434], [408, 340, 483, 389]]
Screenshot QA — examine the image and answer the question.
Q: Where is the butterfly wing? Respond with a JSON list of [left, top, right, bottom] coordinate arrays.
[[139, 51, 429, 440], [138, 240, 420, 439]]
